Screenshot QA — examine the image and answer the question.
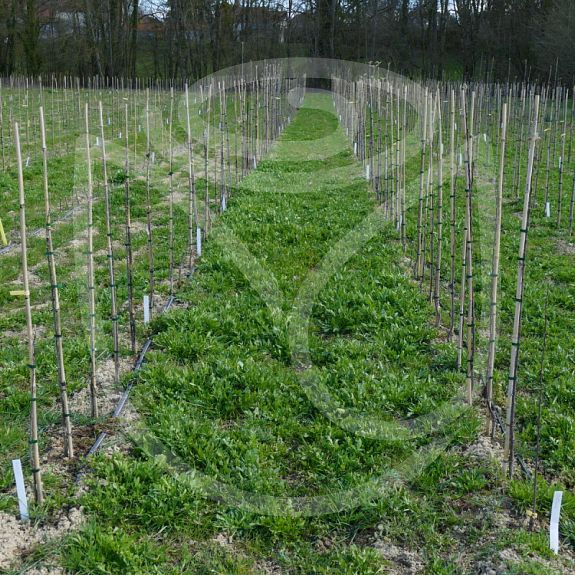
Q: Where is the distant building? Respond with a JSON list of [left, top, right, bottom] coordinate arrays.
[[38, 0, 85, 39]]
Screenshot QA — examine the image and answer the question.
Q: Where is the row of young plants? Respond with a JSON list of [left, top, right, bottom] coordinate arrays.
[[337, 78, 575, 493], [1, 70, 297, 512]]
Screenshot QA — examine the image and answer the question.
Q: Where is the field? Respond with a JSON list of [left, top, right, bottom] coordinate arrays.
[[1, 66, 575, 574]]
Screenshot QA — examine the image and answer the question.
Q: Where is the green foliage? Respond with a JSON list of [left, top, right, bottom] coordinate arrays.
[[3, 90, 575, 575]]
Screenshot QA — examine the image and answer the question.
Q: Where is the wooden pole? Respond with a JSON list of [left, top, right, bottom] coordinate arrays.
[[168, 87, 175, 295], [40, 107, 74, 458], [144, 91, 155, 315], [415, 90, 428, 281], [124, 103, 136, 353], [505, 95, 540, 477], [486, 103, 508, 426], [185, 83, 199, 269], [448, 89, 457, 340], [434, 90, 444, 324], [462, 90, 476, 405], [15, 122, 44, 504], [85, 103, 98, 419], [98, 101, 120, 381], [557, 90, 568, 227]]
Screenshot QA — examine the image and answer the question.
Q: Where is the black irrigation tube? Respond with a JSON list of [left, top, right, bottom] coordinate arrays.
[[84, 293, 177, 460], [488, 395, 532, 480], [78, 260, 196, 464]]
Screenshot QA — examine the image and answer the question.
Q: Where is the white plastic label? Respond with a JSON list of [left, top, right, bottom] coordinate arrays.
[[12, 459, 29, 521], [196, 227, 202, 257], [143, 295, 150, 324], [545, 202, 551, 218], [550, 490, 563, 554]]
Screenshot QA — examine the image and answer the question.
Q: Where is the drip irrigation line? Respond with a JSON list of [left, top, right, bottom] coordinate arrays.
[[488, 396, 531, 480], [82, 294, 177, 463]]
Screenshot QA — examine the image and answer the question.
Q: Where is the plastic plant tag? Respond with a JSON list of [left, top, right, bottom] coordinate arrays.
[[550, 491, 563, 554], [196, 227, 202, 257], [143, 295, 150, 324], [12, 459, 29, 521]]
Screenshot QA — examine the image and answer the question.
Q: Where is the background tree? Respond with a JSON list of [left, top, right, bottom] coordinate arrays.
[[0, 0, 572, 83], [538, 0, 575, 82], [20, 0, 42, 75]]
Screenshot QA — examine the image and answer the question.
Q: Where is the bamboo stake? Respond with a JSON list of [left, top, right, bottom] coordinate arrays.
[[457, 90, 471, 374], [204, 83, 212, 235], [425, 94, 435, 296], [513, 88, 527, 199], [448, 89, 457, 340], [462, 90, 476, 405], [557, 90, 568, 227], [569, 166, 575, 236], [224, 84, 231, 209], [415, 90, 428, 281], [124, 103, 136, 353], [0, 90, 5, 170], [40, 107, 74, 458], [401, 85, 408, 249], [98, 101, 120, 382], [144, 91, 155, 315], [434, 91, 444, 324], [505, 95, 540, 477], [219, 82, 227, 212], [395, 87, 402, 229], [168, 87, 175, 295], [185, 83, 199, 269], [15, 122, 44, 504], [486, 103, 508, 428], [85, 103, 98, 419]]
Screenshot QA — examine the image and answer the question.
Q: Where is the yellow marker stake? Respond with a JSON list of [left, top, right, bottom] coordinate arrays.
[[0, 218, 7, 246]]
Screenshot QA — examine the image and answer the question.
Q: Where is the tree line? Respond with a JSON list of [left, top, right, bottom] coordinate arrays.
[[0, 0, 573, 82]]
